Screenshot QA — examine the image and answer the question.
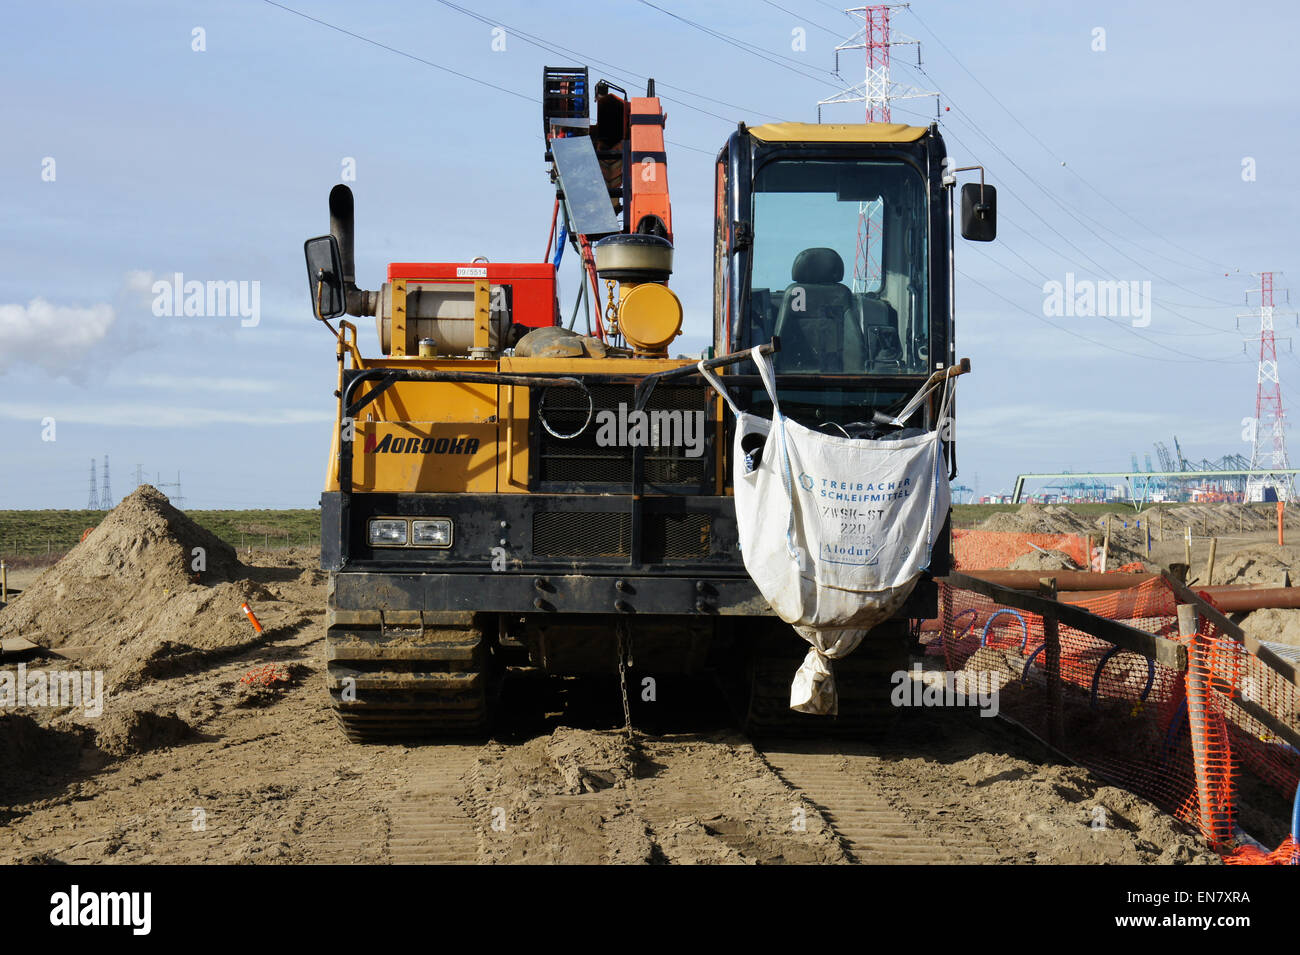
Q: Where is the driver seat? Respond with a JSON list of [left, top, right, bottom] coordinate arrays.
[[773, 248, 864, 372]]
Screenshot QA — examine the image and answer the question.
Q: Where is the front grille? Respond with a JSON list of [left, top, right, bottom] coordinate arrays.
[[533, 511, 631, 558], [534, 383, 711, 489], [645, 513, 712, 561], [532, 511, 712, 561]]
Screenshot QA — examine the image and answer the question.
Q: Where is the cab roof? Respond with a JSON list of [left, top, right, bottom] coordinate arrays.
[[747, 122, 929, 143]]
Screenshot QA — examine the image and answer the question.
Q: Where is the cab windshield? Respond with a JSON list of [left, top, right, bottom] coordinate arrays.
[[747, 158, 930, 376]]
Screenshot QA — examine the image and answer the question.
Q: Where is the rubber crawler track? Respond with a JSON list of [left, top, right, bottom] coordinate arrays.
[[325, 609, 492, 743]]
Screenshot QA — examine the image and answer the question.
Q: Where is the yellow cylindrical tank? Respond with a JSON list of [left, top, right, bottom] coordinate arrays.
[[618, 282, 682, 354]]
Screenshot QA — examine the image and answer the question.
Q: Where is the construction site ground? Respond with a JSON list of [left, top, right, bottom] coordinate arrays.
[[4, 492, 1296, 865]]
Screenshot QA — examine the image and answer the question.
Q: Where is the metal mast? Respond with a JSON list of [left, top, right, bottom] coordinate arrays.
[[100, 454, 113, 510], [817, 4, 935, 293], [1241, 272, 1296, 501]]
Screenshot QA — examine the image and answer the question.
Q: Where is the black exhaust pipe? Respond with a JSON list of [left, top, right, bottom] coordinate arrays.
[[329, 184, 357, 287], [328, 184, 376, 316]]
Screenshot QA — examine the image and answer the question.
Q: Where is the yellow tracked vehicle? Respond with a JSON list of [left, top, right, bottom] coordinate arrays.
[[303, 68, 995, 741]]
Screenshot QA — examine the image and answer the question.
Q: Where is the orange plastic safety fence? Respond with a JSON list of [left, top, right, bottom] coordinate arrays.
[[938, 577, 1300, 857], [1225, 837, 1299, 865], [1184, 633, 1236, 848], [950, 530, 1089, 571], [239, 663, 290, 687]]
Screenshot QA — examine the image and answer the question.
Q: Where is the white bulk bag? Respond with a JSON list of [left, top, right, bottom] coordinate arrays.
[[701, 350, 952, 714]]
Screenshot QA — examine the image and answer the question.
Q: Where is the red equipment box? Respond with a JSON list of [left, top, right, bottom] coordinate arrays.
[[386, 262, 558, 329]]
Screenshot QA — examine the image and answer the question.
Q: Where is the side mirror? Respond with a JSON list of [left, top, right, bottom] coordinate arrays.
[[960, 182, 997, 242], [304, 235, 346, 319]]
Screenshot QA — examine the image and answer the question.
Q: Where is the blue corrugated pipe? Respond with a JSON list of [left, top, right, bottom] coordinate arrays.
[[980, 609, 1029, 651]]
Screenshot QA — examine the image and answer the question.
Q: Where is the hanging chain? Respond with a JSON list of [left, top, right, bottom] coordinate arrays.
[[614, 617, 642, 811], [616, 617, 634, 741], [604, 279, 620, 336]]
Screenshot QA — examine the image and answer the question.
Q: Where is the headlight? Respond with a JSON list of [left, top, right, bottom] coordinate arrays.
[[412, 519, 453, 548], [368, 519, 408, 546]]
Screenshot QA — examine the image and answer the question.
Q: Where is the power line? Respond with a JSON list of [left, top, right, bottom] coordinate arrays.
[[787, 4, 1243, 364], [926, 79, 1239, 307], [262, 0, 716, 155], [989, 210, 1235, 337], [809, 0, 853, 13], [261, 0, 535, 102], [431, 0, 787, 124], [966, 244, 1241, 359], [957, 267, 1241, 366], [758, 0, 845, 37], [880, 57, 1239, 315], [794, 16, 1245, 343], [636, 0, 841, 87], [902, 4, 1236, 277], [934, 119, 1242, 339], [963, 246, 1245, 362]]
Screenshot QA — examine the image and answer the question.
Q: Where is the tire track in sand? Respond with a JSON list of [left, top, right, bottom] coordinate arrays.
[[760, 743, 1004, 864], [385, 746, 482, 865]]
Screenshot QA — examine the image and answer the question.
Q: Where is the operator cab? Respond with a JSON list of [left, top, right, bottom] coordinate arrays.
[[715, 121, 993, 434]]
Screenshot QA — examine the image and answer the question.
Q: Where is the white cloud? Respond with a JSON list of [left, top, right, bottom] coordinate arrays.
[[123, 270, 156, 295], [0, 298, 115, 374]]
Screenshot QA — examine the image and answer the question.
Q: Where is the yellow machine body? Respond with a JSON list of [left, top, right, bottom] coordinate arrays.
[[324, 342, 715, 496]]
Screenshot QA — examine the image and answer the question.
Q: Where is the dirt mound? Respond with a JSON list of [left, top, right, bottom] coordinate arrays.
[[0, 486, 298, 686], [545, 727, 640, 793], [1163, 503, 1277, 537], [1007, 549, 1081, 572], [57, 485, 238, 592], [0, 713, 90, 768], [935, 750, 1216, 864], [296, 568, 325, 587], [980, 503, 1093, 536], [92, 709, 192, 757], [975, 504, 1154, 569], [1212, 545, 1299, 588], [1239, 607, 1300, 648]]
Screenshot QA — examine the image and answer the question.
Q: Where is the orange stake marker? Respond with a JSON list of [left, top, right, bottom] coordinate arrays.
[[241, 602, 264, 634], [1278, 501, 1286, 547]]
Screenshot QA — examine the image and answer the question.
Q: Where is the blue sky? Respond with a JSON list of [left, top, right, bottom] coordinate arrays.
[[2, 0, 1297, 507]]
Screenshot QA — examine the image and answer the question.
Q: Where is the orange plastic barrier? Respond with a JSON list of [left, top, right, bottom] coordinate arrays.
[[951, 530, 1089, 571], [1226, 836, 1298, 865], [939, 577, 1300, 857], [239, 663, 290, 687]]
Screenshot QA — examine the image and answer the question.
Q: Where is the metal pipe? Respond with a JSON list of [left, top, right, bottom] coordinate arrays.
[[1052, 585, 1300, 612], [953, 570, 1156, 591], [329, 184, 357, 287], [1184, 587, 1300, 613], [631, 337, 780, 411], [329, 184, 378, 317]]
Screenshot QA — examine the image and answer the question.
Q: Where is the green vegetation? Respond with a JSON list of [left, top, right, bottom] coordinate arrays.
[[0, 509, 320, 560], [3, 501, 1281, 561]]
